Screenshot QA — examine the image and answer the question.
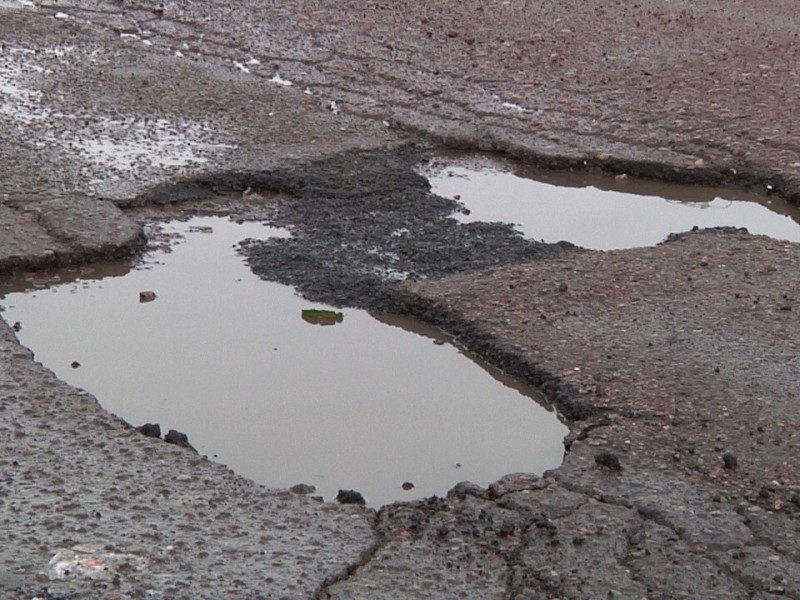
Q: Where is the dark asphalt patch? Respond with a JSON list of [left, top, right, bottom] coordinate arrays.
[[228, 147, 576, 310], [138, 147, 574, 310]]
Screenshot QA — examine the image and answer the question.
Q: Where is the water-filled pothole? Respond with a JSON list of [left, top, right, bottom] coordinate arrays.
[[0, 216, 566, 506], [422, 157, 800, 249]]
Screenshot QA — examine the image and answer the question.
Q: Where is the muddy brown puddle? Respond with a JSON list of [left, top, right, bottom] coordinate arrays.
[[0, 216, 567, 506], [5, 161, 795, 506], [422, 157, 800, 249]]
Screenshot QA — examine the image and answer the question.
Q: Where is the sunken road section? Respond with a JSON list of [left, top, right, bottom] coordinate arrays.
[[2, 0, 800, 595], [2, 145, 800, 599]]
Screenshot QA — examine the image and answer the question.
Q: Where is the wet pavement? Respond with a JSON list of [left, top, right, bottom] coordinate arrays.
[[1, 216, 566, 507], [1, 0, 800, 598]]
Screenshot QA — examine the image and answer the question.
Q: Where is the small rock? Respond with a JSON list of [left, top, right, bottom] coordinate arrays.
[[447, 481, 485, 499], [139, 291, 157, 303], [290, 483, 316, 495], [70, 361, 81, 369], [138, 423, 161, 438], [336, 489, 366, 505], [401, 481, 415, 491], [723, 452, 738, 469], [164, 429, 197, 453], [11, 321, 21, 331], [594, 451, 622, 472]]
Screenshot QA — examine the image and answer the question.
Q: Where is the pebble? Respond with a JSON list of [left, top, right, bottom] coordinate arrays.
[[164, 429, 197, 452], [138, 423, 162, 438], [594, 451, 622, 472], [722, 452, 738, 469], [336, 489, 366, 505]]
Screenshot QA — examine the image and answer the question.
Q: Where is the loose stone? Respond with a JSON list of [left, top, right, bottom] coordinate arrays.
[[723, 452, 738, 469], [138, 423, 162, 438], [290, 483, 316, 495], [164, 429, 197, 453], [594, 451, 622, 472], [336, 489, 366, 505]]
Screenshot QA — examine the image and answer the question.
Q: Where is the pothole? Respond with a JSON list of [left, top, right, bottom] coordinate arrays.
[[5, 149, 790, 508], [0, 215, 567, 507], [421, 156, 800, 249]]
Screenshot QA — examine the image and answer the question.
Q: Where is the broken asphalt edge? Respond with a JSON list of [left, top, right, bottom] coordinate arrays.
[[2, 141, 798, 598]]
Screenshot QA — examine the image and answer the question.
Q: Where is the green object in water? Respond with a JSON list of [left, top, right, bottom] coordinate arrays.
[[301, 309, 344, 326]]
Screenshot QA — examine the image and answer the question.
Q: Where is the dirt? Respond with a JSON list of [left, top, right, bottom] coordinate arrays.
[[2, 0, 800, 598]]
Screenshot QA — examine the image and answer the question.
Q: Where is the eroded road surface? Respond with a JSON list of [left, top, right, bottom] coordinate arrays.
[[1, 1, 799, 598]]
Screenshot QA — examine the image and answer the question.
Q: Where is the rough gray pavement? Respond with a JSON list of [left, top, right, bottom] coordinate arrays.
[[17, 0, 799, 194], [0, 0, 400, 271], [2, 0, 800, 598], [397, 230, 800, 600]]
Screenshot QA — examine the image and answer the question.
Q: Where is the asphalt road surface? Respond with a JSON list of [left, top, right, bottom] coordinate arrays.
[[1, 1, 799, 598]]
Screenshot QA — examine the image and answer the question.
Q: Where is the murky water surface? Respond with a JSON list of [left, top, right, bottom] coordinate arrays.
[[423, 158, 800, 249], [6, 159, 791, 505], [0, 216, 566, 506]]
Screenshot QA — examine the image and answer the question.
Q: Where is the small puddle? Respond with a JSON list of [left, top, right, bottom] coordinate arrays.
[[422, 157, 800, 249], [0, 216, 566, 506]]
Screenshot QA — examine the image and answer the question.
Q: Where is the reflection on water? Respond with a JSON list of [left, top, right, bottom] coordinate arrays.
[[0, 216, 566, 506], [421, 157, 800, 250]]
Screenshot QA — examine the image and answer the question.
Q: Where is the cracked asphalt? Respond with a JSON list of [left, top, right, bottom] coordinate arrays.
[[1, 0, 799, 598]]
